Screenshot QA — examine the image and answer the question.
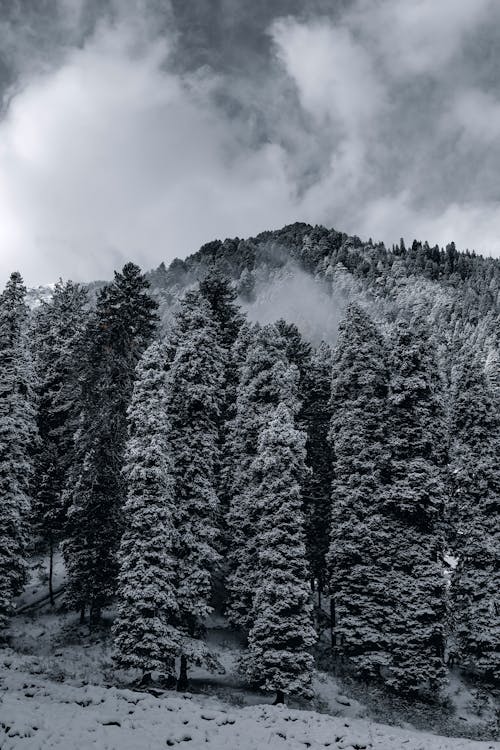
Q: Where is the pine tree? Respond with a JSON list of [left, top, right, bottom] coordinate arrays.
[[327, 305, 391, 679], [244, 403, 316, 704], [199, 270, 244, 355], [275, 321, 334, 596], [449, 353, 500, 683], [63, 263, 158, 626], [165, 291, 224, 689], [384, 318, 448, 695], [113, 343, 179, 682], [0, 273, 37, 630], [301, 341, 333, 597], [199, 271, 244, 536], [226, 323, 299, 630], [32, 280, 88, 604]]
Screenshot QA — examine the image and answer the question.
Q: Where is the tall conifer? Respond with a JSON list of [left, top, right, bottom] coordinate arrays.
[[449, 353, 500, 683], [63, 263, 158, 626], [0, 273, 36, 629], [113, 343, 179, 681], [244, 403, 316, 703]]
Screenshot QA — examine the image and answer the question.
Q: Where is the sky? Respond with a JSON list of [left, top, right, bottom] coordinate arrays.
[[1, 0, 500, 285]]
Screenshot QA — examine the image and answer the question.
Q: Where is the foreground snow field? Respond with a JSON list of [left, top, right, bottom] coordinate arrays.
[[2, 666, 498, 750], [2, 561, 498, 749]]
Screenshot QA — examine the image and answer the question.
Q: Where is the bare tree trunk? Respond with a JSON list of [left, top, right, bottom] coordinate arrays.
[[330, 598, 335, 653], [176, 655, 188, 692], [48, 537, 55, 607]]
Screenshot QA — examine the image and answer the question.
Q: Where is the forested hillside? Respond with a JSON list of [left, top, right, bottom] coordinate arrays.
[[0, 224, 499, 741]]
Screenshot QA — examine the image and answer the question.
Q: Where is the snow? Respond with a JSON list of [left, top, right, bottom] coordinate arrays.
[[1, 567, 498, 750], [2, 661, 499, 750]]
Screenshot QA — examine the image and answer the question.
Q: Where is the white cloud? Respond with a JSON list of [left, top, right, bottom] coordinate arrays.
[[351, 0, 493, 77], [271, 19, 385, 129], [0, 18, 297, 285], [356, 193, 500, 257], [451, 89, 500, 144]]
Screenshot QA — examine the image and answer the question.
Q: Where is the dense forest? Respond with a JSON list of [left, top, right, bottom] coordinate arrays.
[[1, 223, 499, 708]]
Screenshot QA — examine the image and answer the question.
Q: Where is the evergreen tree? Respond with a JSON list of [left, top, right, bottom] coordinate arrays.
[[199, 271, 244, 533], [113, 343, 179, 682], [0, 272, 36, 630], [32, 280, 88, 604], [63, 263, 158, 626], [165, 291, 224, 689], [244, 403, 316, 704], [275, 322, 334, 596], [384, 318, 448, 695], [449, 353, 500, 683], [327, 305, 391, 679], [199, 270, 244, 354], [226, 323, 299, 630], [301, 341, 333, 597]]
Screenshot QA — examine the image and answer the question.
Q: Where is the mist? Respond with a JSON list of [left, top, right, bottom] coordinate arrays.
[[243, 263, 346, 346]]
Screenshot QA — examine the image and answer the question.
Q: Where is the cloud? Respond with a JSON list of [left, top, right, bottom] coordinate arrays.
[[271, 19, 385, 128], [350, 0, 493, 77], [0, 15, 298, 285], [244, 263, 344, 345], [1, 0, 500, 286]]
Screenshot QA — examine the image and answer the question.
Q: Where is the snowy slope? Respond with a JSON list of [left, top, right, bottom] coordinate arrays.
[[1, 665, 498, 750], [2, 564, 498, 749]]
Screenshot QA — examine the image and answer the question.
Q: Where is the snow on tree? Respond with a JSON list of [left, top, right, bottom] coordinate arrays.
[[0, 272, 37, 630], [244, 403, 316, 704], [449, 352, 500, 684], [165, 290, 224, 689], [63, 263, 158, 626], [301, 341, 333, 597], [32, 280, 89, 604], [199, 271, 244, 541], [226, 323, 299, 630], [327, 305, 392, 680], [275, 320, 334, 596], [113, 342, 179, 681], [384, 318, 448, 695]]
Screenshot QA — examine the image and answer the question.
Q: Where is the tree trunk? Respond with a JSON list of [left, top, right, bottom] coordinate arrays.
[[176, 655, 188, 692], [89, 603, 100, 632], [330, 598, 335, 653], [48, 537, 55, 607], [273, 690, 285, 705], [79, 605, 85, 624]]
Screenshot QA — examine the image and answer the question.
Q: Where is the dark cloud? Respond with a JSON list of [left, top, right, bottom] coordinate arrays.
[[1, 0, 500, 285]]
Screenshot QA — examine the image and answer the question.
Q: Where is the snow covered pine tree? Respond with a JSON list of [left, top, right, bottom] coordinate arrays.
[[327, 305, 391, 680], [165, 290, 224, 690], [63, 263, 158, 627], [0, 273, 37, 631], [244, 403, 316, 704], [113, 342, 179, 685], [385, 318, 448, 695], [226, 323, 299, 630], [449, 351, 500, 684], [32, 280, 88, 605]]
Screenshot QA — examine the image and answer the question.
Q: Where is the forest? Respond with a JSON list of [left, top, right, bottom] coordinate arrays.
[[0, 223, 499, 715]]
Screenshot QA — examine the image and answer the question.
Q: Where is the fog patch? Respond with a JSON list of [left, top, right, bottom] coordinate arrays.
[[243, 263, 345, 346]]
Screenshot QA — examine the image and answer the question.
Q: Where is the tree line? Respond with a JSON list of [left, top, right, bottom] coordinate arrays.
[[0, 249, 498, 703]]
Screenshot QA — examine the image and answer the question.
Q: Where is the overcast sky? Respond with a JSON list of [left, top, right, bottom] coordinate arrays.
[[1, 0, 500, 285]]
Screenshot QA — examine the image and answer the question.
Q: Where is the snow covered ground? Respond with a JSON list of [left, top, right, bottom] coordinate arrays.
[[2, 660, 499, 750], [1, 558, 499, 749]]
